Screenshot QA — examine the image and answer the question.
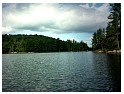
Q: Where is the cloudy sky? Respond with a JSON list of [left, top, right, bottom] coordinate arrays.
[[2, 3, 110, 47]]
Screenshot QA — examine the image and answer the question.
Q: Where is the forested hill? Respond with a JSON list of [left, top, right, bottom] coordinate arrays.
[[2, 34, 90, 54]]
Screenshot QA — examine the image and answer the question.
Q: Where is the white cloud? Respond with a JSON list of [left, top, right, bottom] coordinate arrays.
[[2, 26, 13, 33], [83, 36, 93, 47], [2, 3, 110, 34]]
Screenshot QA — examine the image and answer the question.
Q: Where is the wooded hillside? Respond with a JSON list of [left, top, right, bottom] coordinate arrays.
[[2, 34, 89, 54]]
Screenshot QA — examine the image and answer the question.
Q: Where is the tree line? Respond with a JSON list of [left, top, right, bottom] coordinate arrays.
[[2, 34, 90, 54], [92, 3, 121, 51]]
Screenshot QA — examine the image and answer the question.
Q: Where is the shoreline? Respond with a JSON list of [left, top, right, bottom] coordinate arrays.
[[96, 50, 121, 54], [3, 50, 121, 54], [8, 52, 34, 54], [4, 51, 87, 54]]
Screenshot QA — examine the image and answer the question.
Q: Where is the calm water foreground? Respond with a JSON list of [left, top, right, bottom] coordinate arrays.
[[2, 51, 121, 92]]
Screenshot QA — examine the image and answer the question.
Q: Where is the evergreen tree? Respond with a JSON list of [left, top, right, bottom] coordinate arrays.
[[92, 3, 121, 51], [2, 34, 89, 54], [92, 28, 106, 50], [107, 3, 121, 49]]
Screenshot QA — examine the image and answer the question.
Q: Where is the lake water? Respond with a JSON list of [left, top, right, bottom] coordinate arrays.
[[2, 51, 121, 92]]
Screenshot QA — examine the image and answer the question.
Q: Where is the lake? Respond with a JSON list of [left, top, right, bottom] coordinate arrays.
[[2, 51, 121, 92]]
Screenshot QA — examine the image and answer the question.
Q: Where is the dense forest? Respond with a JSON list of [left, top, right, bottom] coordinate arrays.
[[92, 3, 121, 51], [2, 34, 90, 54]]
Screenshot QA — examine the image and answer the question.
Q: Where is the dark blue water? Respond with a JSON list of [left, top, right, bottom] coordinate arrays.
[[2, 51, 121, 92]]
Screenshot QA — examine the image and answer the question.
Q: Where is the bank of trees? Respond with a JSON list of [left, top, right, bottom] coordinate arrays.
[[2, 34, 89, 54], [92, 3, 121, 51]]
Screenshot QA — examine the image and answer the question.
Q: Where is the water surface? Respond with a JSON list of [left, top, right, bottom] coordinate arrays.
[[2, 51, 121, 92]]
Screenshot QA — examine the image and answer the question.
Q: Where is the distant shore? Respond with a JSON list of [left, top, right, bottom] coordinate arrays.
[[96, 50, 121, 54], [8, 52, 34, 54], [3, 50, 121, 54], [5, 51, 88, 54]]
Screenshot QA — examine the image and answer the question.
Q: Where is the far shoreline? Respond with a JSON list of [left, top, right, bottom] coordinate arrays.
[[2, 50, 121, 55], [95, 49, 121, 55], [3, 51, 89, 54]]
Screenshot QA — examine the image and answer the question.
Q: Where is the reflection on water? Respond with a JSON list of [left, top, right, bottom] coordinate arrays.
[[92, 53, 121, 91], [2, 52, 121, 92]]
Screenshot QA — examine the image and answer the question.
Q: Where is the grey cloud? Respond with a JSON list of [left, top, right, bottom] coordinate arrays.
[[2, 3, 110, 34]]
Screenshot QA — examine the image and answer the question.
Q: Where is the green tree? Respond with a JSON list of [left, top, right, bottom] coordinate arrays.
[[92, 3, 121, 51], [2, 34, 89, 54], [92, 28, 106, 50], [107, 3, 121, 49]]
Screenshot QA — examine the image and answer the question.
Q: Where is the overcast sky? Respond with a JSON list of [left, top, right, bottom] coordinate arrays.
[[2, 3, 110, 47]]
